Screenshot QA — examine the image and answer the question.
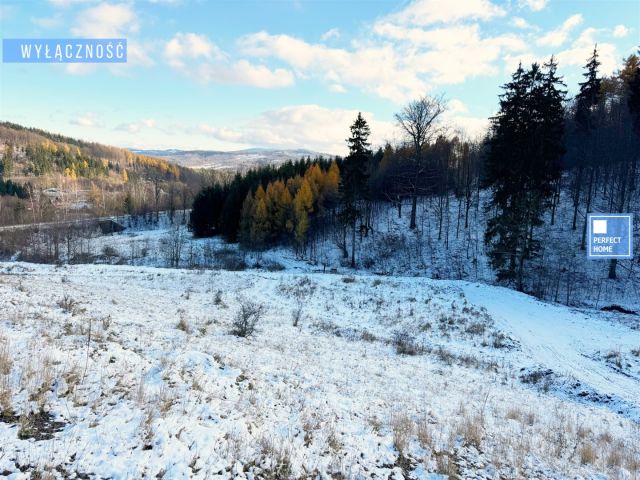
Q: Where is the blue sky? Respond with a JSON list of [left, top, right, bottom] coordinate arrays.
[[0, 0, 638, 155]]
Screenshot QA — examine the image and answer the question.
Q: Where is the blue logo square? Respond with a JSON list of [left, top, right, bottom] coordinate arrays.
[[587, 214, 633, 259]]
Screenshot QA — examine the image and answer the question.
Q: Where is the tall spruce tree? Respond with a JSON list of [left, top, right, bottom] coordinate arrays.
[[484, 59, 566, 291], [340, 112, 371, 267], [571, 46, 601, 237]]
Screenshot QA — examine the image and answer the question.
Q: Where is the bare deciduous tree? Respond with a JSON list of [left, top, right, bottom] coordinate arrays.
[[395, 94, 447, 229]]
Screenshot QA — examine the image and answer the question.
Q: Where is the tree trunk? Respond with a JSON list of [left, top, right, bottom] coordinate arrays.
[[572, 166, 583, 230], [350, 220, 356, 268], [410, 194, 417, 229]]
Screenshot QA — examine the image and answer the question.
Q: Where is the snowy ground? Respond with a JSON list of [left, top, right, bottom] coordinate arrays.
[[0, 263, 638, 479]]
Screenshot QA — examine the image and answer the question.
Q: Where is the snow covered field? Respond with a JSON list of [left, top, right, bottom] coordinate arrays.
[[0, 263, 638, 479]]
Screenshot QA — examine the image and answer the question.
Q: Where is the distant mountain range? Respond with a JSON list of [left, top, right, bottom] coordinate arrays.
[[130, 148, 332, 171]]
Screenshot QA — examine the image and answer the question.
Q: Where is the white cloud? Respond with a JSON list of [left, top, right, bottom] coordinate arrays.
[[117, 119, 157, 134], [518, 0, 548, 12], [536, 14, 583, 48], [448, 99, 468, 114], [374, 23, 526, 84], [511, 17, 533, 29], [321, 28, 340, 41], [190, 105, 397, 154], [71, 3, 138, 38], [164, 33, 294, 88], [447, 115, 489, 139], [240, 31, 428, 101], [63, 2, 154, 73], [70, 112, 103, 128], [189, 103, 489, 153], [383, 0, 505, 26], [240, 13, 529, 100], [329, 84, 346, 93], [164, 32, 225, 68], [197, 60, 295, 88], [555, 28, 618, 74], [613, 24, 629, 38], [196, 124, 244, 142]]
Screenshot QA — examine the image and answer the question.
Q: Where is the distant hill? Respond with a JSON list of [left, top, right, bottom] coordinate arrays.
[[0, 122, 199, 183], [0, 122, 207, 225], [131, 147, 334, 171]]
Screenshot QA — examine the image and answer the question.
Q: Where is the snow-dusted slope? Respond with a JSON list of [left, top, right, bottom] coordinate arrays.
[[0, 264, 638, 478], [461, 283, 640, 420]]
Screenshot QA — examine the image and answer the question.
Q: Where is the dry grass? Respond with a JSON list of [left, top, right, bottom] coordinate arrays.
[[416, 417, 433, 450], [505, 407, 522, 421], [579, 442, 597, 464], [0, 374, 12, 414], [390, 411, 414, 455], [176, 316, 190, 333], [457, 412, 484, 449], [0, 337, 11, 375]]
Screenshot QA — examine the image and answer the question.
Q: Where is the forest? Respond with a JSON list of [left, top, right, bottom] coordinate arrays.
[[190, 48, 640, 293], [0, 122, 212, 226]]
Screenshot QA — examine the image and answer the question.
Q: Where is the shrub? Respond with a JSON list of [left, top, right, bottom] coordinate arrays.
[[231, 300, 265, 337], [58, 295, 77, 314], [214, 290, 224, 306], [176, 317, 190, 333], [291, 301, 303, 327], [392, 331, 423, 356]]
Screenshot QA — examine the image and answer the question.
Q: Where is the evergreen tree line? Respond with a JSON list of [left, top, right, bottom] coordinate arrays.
[[0, 143, 29, 199], [188, 47, 639, 292], [189, 157, 338, 242]]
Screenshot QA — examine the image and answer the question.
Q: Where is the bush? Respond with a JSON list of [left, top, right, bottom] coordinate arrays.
[[231, 300, 265, 337], [58, 295, 77, 313], [392, 330, 423, 356], [291, 301, 303, 327]]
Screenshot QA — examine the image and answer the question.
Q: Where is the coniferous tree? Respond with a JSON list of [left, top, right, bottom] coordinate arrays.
[[1, 143, 14, 178], [123, 191, 134, 215], [572, 46, 602, 237], [239, 191, 255, 246], [340, 112, 371, 267], [484, 59, 566, 291]]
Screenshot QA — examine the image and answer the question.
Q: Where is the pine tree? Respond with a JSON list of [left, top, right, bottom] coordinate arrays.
[[123, 191, 134, 215], [484, 59, 565, 291], [239, 191, 255, 246], [571, 47, 602, 232], [340, 112, 371, 267], [1, 143, 14, 178], [575, 47, 602, 133], [627, 50, 640, 133]]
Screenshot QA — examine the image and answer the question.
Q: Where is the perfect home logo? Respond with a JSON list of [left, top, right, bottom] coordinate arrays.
[[587, 213, 633, 259], [2, 39, 127, 63]]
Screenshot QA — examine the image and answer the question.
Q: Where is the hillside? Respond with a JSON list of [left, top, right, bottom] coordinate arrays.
[[131, 148, 332, 171], [0, 263, 637, 478], [0, 122, 206, 226]]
